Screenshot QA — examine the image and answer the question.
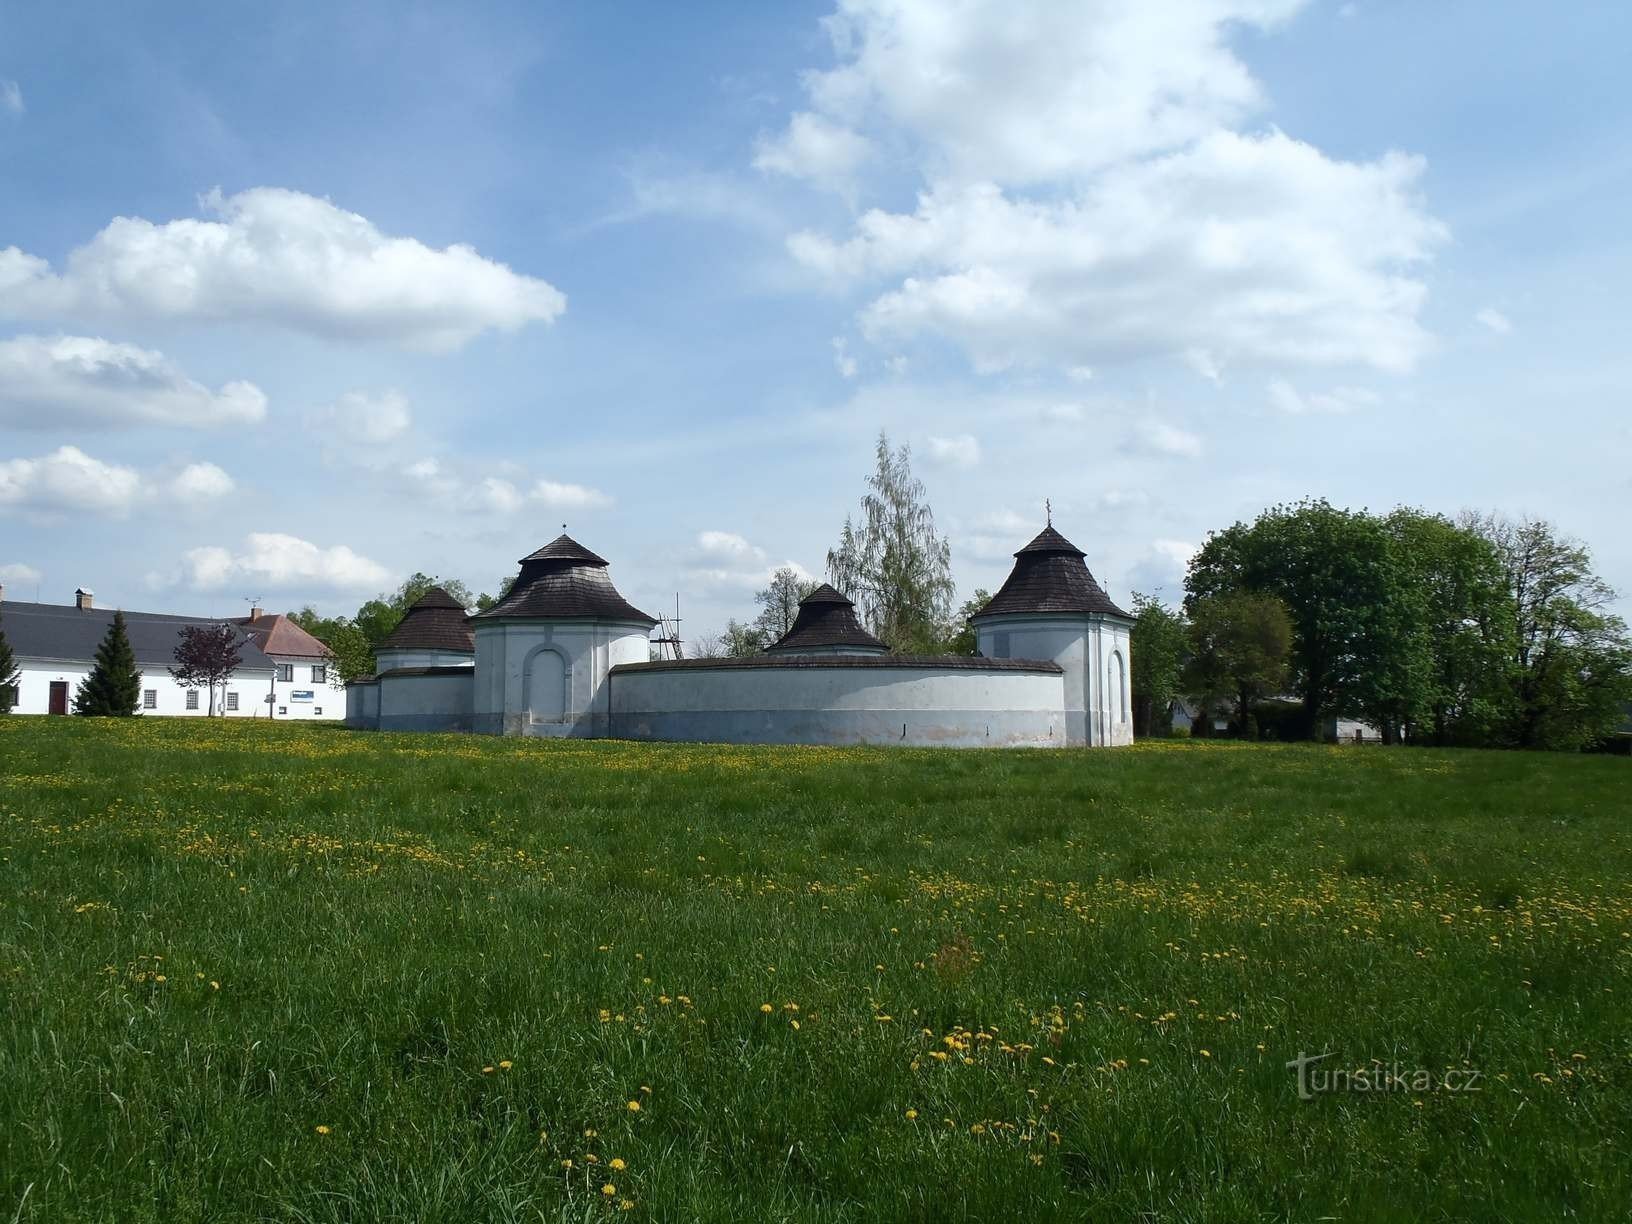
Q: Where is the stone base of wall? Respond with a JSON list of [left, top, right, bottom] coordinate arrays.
[[612, 708, 1065, 748]]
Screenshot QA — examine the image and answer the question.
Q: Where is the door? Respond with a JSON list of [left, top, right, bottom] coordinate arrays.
[[48, 681, 68, 715]]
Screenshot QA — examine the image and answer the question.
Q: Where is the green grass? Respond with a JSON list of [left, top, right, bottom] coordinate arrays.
[[2, 718, 1629, 1222]]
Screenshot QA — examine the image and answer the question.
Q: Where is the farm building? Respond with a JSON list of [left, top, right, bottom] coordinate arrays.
[[346, 522, 1135, 748], [0, 586, 342, 718]]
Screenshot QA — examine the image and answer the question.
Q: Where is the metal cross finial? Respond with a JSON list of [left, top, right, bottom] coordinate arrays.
[[1045, 498, 1052, 526]]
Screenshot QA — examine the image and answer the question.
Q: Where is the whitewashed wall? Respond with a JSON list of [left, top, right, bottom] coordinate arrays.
[[11, 658, 277, 717], [473, 619, 653, 737], [609, 661, 1066, 747], [974, 613, 1133, 747], [375, 669, 475, 732]]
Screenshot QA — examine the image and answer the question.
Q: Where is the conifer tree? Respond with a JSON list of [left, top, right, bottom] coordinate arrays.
[[0, 614, 19, 714], [73, 611, 143, 716]]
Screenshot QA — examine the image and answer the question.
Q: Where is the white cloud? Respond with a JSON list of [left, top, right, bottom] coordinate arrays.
[[1475, 306, 1513, 335], [1267, 378, 1380, 415], [832, 337, 858, 378], [0, 446, 237, 518], [1, 80, 21, 116], [401, 459, 611, 514], [926, 433, 981, 468], [0, 562, 42, 588], [0, 334, 267, 429], [175, 533, 390, 592], [1129, 421, 1203, 458], [307, 389, 411, 445], [0, 446, 144, 516], [1124, 537, 1198, 596], [1066, 366, 1095, 383], [169, 461, 236, 504], [0, 187, 565, 351], [685, 531, 812, 593], [768, 1, 1444, 376], [754, 112, 873, 189]]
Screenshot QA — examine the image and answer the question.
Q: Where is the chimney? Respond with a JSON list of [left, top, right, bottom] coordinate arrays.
[[249, 605, 263, 620], [75, 587, 94, 611]]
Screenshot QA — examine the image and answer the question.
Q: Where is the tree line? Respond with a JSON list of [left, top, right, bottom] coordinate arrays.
[[1132, 500, 1632, 750]]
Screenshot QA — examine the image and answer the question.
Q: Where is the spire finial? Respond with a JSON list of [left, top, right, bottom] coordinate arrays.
[[1045, 497, 1052, 526]]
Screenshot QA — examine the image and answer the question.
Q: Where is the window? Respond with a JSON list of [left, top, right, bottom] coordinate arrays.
[[226, 692, 239, 711], [275, 663, 294, 682], [0, 683, 16, 709], [278, 706, 287, 715], [143, 689, 157, 710], [311, 663, 327, 684], [185, 690, 199, 711], [314, 707, 323, 716]]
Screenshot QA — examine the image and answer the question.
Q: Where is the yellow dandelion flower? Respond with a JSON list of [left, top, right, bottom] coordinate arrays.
[[627, 1099, 641, 1112], [602, 1183, 616, 1196], [1199, 1049, 1212, 1058], [609, 1158, 626, 1171], [482, 1066, 495, 1074], [620, 1201, 634, 1212], [499, 1060, 513, 1069], [314, 1125, 331, 1136], [1029, 1153, 1045, 1166], [790, 1019, 801, 1030], [210, 981, 220, 990], [760, 1003, 774, 1014], [561, 1159, 573, 1169], [905, 1109, 918, 1120]]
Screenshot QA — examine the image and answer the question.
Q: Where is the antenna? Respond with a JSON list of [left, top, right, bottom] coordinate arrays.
[[1045, 497, 1052, 526]]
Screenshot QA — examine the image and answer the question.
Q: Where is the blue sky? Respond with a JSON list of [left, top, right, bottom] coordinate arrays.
[[2, 1, 1629, 638]]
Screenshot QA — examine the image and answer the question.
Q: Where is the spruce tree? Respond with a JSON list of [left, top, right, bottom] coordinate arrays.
[[73, 610, 143, 716], [0, 614, 19, 714]]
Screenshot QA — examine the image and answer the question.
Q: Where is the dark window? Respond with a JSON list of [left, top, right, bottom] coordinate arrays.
[[314, 707, 323, 716], [226, 692, 239, 711], [143, 689, 157, 709], [0, 683, 17, 709], [185, 691, 199, 711], [278, 706, 287, 715], [311, 663, 327, 684], [275, 663, 293, 682]]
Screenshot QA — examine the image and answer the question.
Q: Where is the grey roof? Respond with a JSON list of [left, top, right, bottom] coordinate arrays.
[[973, 525, 1131, 620], [379, 587, 474, 654], [474, 533, 656, 626], [765, 583, 887, 654], [613, 654, 1062, 675], [0, 601, 274, 671]]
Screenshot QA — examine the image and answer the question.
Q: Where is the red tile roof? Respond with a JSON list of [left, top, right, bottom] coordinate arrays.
[[234, 613, 336, 659]]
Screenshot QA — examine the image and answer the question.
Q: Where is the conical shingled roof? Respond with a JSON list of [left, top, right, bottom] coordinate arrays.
[[474, 533, 656, 625], [380, 586, 474, 653], [974, 525, 1130, 620], [766, 583, 887, 653]]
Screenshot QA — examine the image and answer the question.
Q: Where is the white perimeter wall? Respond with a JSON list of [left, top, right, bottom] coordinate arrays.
[[376, 670, 475, 733], [375, 647, 476, 671], [609, 663, 1066, 748]]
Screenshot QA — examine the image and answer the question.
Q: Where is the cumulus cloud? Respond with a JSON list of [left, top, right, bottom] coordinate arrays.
[[1128, 421, 1203, 458], [1, 80, 21, 116], [0, 187, 565, 351], [174, 533, 390, 592], [402, 458, 610, 514], [832, 337, 858, 378], [307, 389, 411, 445], [1475, 306, 1513, 335], [767, 0, 1444, 375], [0, 561, 43, 588], [1267, 378, 1381, 415], [0, 334, 267, 429], [926, 433, 981, 468], [0, 446, 237, 517], [685, 530, 813, 593], [754, 112, 873, 189], [1124, 537, 1198, 597]]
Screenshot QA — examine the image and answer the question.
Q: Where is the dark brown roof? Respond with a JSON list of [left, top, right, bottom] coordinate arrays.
[[379, 586, 474, 654], [766, 583, 887, 653], [235, 612, 337, 659], [613, 654, 1062, 675], [973, 525, 1130, 620], [473, 533, 656, 626]]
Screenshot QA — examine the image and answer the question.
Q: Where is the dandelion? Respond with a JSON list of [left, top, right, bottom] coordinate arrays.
[[905, 1109, 918, 1120], [499, 1060, 513, 1069], [482, 1066, 495, 1074], [315, 1125, 331, 1136], [602, 1183, 616, 1196], [210, 980, 220, 990], [610, 1158, 626, 1171], [760, 1003, 773, 1014], [561, 1159, 573, 1169], [620, 1201, 634, 1211], [627, 1099, 641, 1112], [1199, 1049, 1212, 1058]]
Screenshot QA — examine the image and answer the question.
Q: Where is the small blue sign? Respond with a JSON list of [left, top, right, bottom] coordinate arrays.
[[290, 690, 315, 702]]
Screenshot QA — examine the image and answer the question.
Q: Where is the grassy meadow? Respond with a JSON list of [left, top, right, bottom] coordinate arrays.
[[2, 718, 1629, 1222]]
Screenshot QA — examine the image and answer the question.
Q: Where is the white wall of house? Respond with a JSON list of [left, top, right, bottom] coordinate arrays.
[[10, 657, 277, 717], [257, 654, 346, 720]]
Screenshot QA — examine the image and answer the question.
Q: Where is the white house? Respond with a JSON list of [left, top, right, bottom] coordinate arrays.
[[0, 586, 341, 719], [234, 607, 345, 719]]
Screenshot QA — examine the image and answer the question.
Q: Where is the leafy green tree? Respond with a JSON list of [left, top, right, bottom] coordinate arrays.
[[354, 574, 475, 650], [73, 611, 142, 716], [475, 574, 518, 613], [1187, 500, 1412, 740], [289, 609, 375, 683], [168, 623, 243, 716], [722, 619, 765, 657], [1185, 592, 1292, 740], [752, 567, 818, 645], [0, 614, 19, 714], [827, 431, 955, 653], [1130, 594, 1187, 738], [1469, 514, 1632, 750], [944, 589, 991, 656]]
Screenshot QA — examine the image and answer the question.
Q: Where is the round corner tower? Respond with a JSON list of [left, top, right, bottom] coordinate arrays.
[[970, 524, 1134, 747], [470, 534, 656, 737]]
